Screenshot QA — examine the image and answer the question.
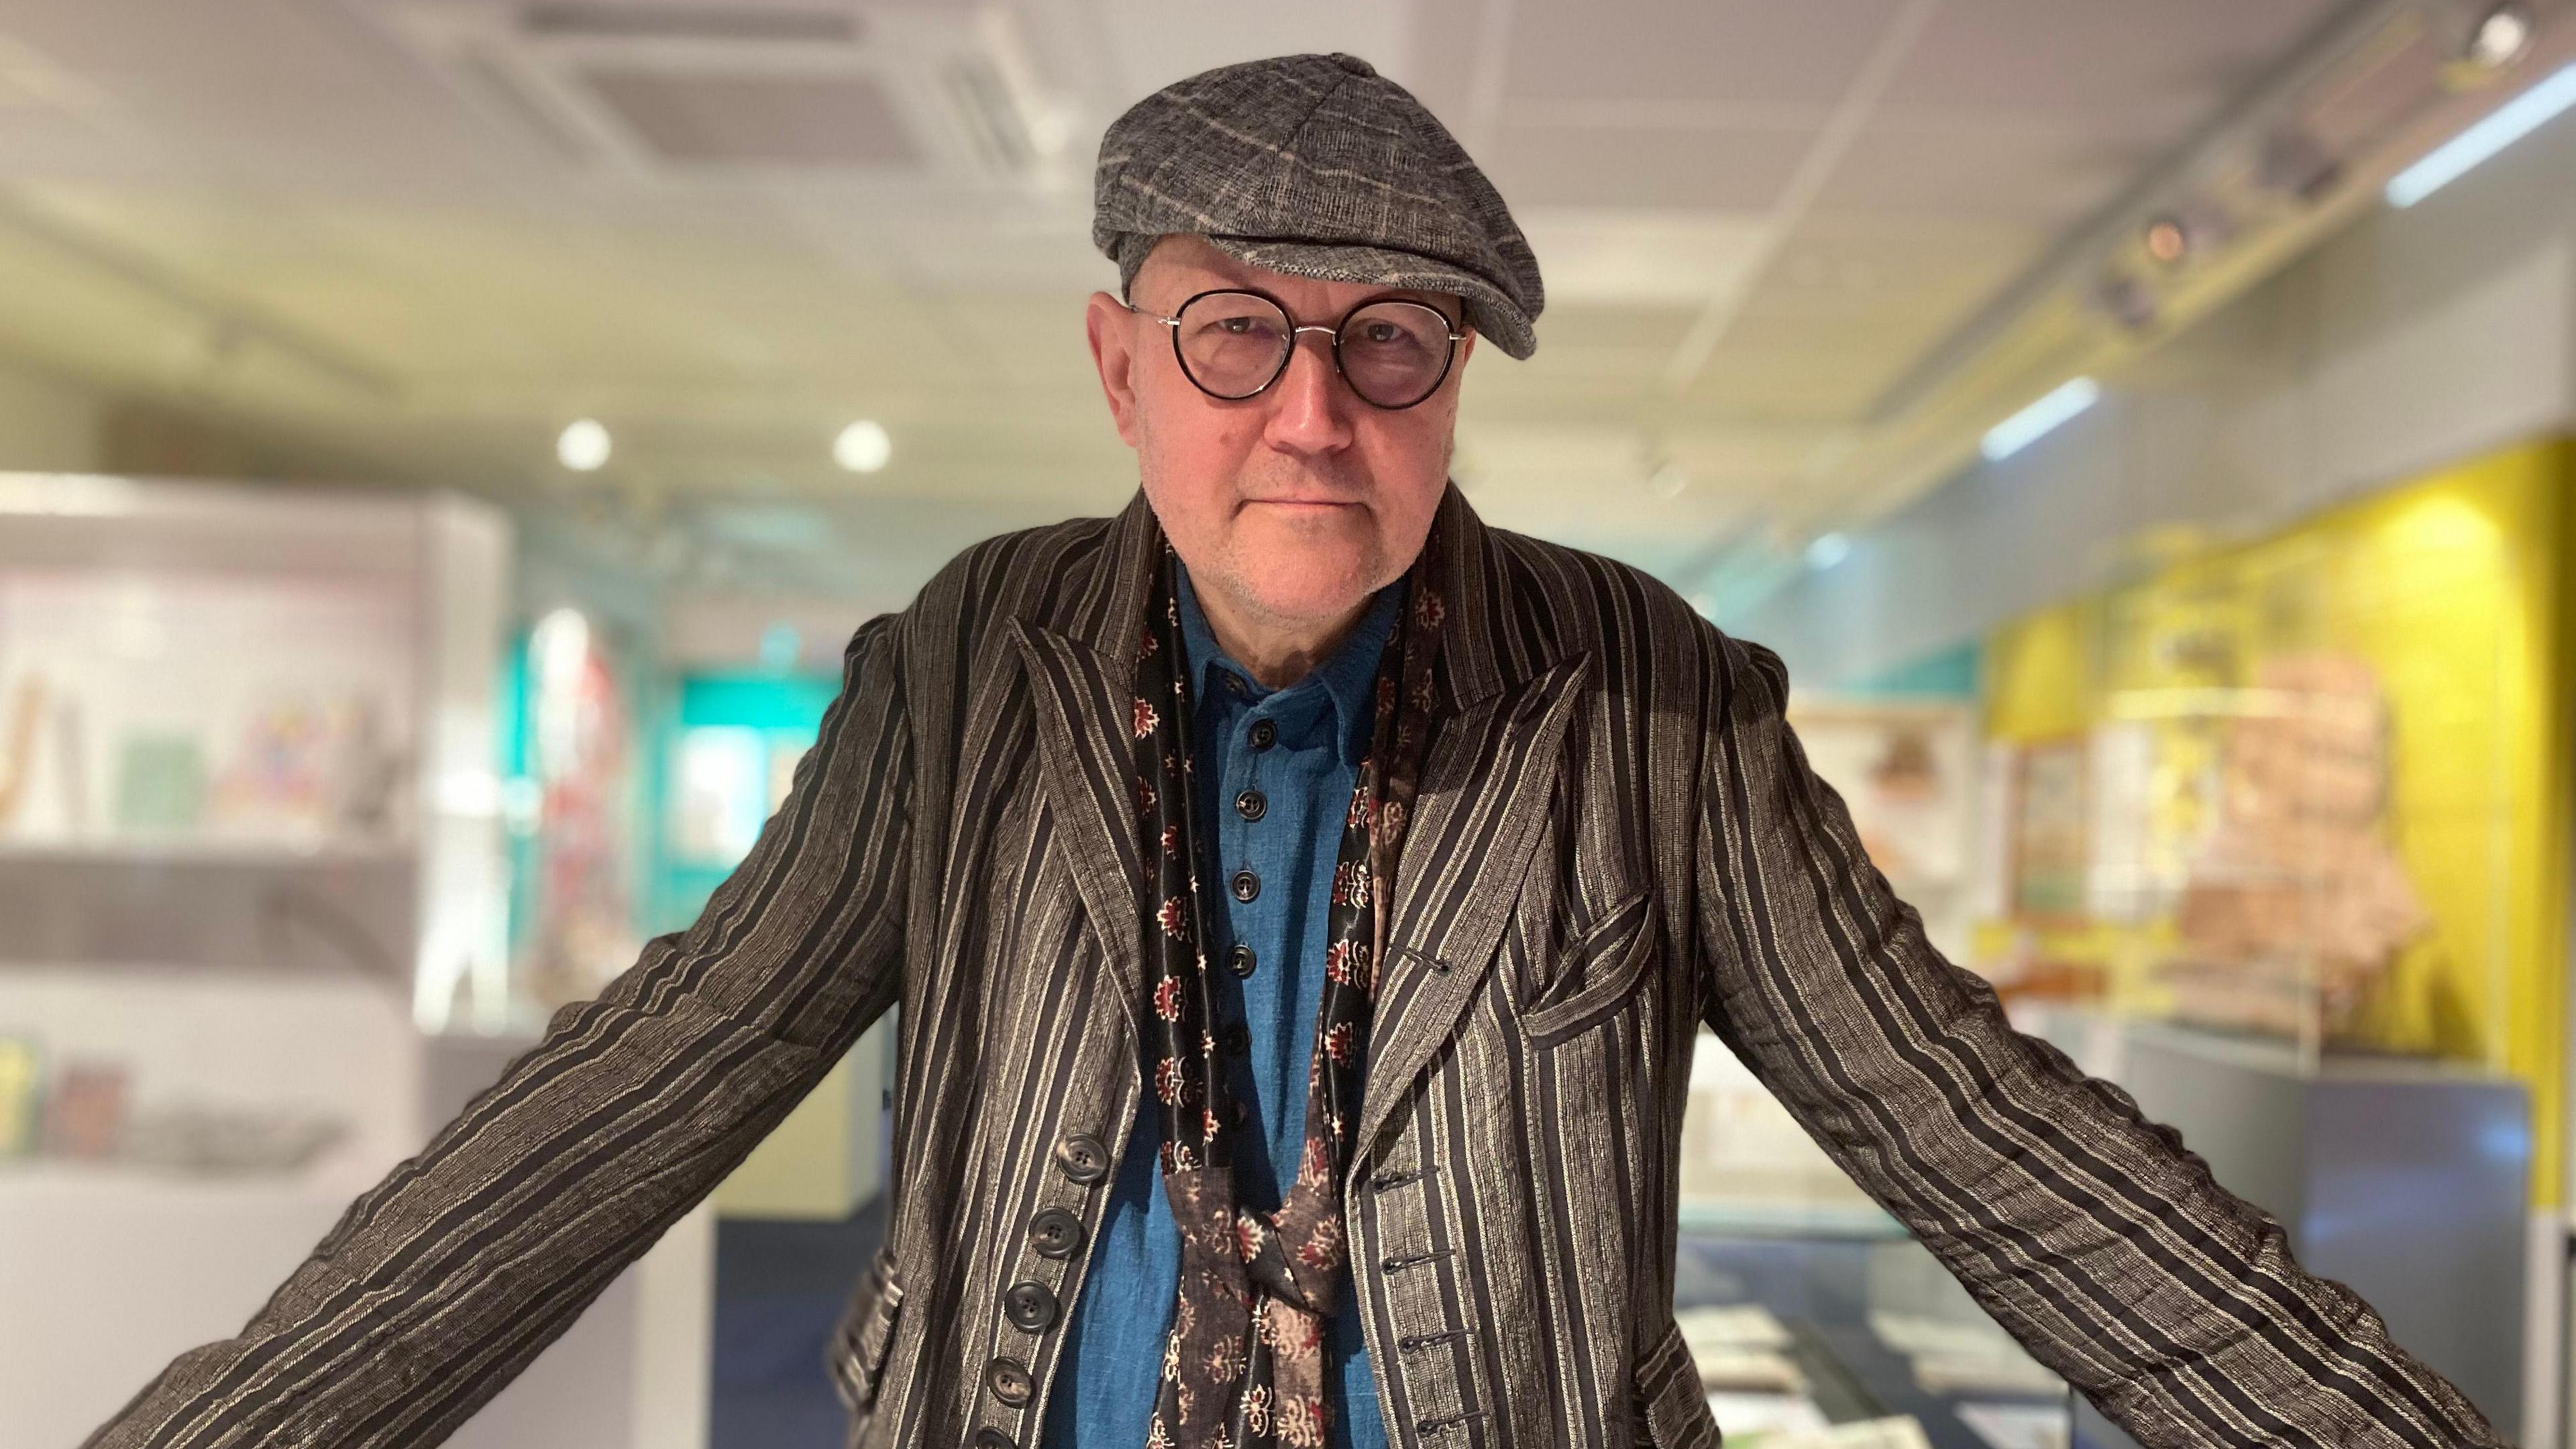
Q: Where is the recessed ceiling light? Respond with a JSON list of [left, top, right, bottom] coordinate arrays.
[[834, 419, 892, 474], [557, 418, 610, 472], [1805, 533, 1852, 571]]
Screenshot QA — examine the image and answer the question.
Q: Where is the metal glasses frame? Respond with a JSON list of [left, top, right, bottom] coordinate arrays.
[[1131, 287, 1467, 411]]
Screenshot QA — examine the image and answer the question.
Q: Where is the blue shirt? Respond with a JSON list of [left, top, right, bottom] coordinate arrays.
[[1044, 567, 1399, 1448]]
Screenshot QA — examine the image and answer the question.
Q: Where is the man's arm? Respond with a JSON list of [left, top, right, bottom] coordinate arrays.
[[87, 612, 916, 1449], [1688, 628, 2503, 1449]]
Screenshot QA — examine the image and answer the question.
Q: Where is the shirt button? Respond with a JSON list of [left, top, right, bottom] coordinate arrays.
[[1219, 1021, 1250, 1056], [1028, 1207, 1085, 1260], [1228, 943, 1257, 978], [1052, 1132, 1109, 1185], [975, 1430, 1019, 1449], [1230, 869, 1260, 903], [1225, 672, 1248, 697], [1248, 719, 1277, 751], [1234, 788, 1267, 822], [985, 1355, 1034, 1407], [1002, 1281, 1059, 1333]]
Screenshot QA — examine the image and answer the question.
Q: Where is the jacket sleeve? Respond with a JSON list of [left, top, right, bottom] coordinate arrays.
[[1688, 629, 2504, 1449], [85, 612, 916, 1449]]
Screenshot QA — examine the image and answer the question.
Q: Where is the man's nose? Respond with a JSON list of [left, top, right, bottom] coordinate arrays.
[[1261, 331, 1355, 455]]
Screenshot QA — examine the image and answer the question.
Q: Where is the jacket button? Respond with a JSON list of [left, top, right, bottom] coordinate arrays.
[[1003, 1280, 1059, 1333], [985, 1355, 1034, 1407], [1028, 1207, 1085, 1260], [1219, 1021, 1250, 1056], [1053, 1132, 1109, 1185], [974, 1430, 1018, 1449], [1230, 869, 1260, 903], [1229, 943, 1257, 977], [1234, 788, 1267, 821]]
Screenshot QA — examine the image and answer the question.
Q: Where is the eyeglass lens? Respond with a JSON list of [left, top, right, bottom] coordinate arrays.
[[1171, 292, 1456, 409]]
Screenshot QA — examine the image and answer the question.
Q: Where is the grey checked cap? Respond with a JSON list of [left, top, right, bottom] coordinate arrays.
[[1093, 52, 1545, 360]]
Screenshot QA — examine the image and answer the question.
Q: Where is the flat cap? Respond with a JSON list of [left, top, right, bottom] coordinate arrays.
[[1093, 52, 1545, 360]]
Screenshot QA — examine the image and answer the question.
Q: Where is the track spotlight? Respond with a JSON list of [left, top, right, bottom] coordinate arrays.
[[2090, 272, 2159, 333], [2465, 2, 2535, 70]]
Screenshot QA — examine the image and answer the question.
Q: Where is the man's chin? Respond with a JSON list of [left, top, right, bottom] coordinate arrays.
[[1226, 566, 1380, 631]]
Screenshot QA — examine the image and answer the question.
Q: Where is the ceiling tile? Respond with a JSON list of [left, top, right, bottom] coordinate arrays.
[[1089, 0, 1415, 99], [1880, 0, 2340, 119], [1815, 117, 2143, 222], [1515, 209, 1771, 305], [1681, 311, 1935, 423], [1391, 0, 1484, 125], [1503, 0, 1907, 105], [1487, 119, 1809, 210], [1734, 215, 2041, 325]]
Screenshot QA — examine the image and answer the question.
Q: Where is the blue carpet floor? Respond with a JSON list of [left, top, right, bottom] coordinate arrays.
[[709, 1197, 885, 1449]]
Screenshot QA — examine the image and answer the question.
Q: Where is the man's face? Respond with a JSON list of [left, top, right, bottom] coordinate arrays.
[[1085, 235, 1475, 635]]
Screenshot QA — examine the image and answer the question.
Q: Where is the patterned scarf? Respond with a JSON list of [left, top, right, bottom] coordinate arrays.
[[1129, 545, 1444, 1448]]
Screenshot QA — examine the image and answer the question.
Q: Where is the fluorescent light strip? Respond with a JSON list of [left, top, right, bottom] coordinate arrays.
[[1981, 377, 2101, 463], [2387, 60, 2576, 209]]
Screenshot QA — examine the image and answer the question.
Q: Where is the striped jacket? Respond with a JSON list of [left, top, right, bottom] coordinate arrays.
[[93, 487, 2498, 1449]]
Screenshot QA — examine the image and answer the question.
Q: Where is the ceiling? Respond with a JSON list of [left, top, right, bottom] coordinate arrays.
[[0, 0, 2436, 600]]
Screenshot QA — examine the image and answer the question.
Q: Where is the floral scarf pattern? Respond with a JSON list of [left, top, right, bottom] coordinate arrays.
[[1130, 545, 1444, 1448]]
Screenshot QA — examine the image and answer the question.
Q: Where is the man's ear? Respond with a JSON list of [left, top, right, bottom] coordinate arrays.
[[1085, 290, 1144, 448]]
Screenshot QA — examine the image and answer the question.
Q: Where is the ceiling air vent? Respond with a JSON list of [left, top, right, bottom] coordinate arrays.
[[519, 4, 863, 44], [381, 1, 1065, 185], [582, 68, 917, 166]]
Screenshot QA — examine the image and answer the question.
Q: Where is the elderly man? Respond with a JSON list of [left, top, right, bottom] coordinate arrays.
[[93, 52, 2494, 1449]]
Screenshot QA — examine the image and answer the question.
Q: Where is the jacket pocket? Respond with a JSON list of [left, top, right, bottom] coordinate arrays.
[[1633, 1316, 1724, 1448], [827, 1244, 906, 1415], [1519, 888, 1656, 1048]]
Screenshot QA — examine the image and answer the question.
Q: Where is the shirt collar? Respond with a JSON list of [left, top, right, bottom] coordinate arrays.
[[1175, 564, 1403, 767]]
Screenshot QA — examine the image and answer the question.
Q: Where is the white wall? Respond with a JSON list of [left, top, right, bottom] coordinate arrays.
[[1731, 107, 2576, 688], [0, 358, 103, 472]]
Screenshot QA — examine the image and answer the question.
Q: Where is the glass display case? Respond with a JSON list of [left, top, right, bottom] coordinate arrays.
[[1678, 1032, 2076, 1449], [0, 474, 714, 1449], [0, 474, 513, 1026], [1975, 467, 2531, 1075], [1682, 696, 2074, 1449]]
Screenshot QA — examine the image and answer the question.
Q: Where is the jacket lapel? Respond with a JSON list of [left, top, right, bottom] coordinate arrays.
[[1353, 485, 1580, 1152], [1356, 651, 1589, 1153], [1010, 492, 1162, 1040]]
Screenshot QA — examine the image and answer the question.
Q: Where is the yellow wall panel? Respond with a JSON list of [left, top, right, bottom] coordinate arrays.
[[1981, 438, 2575, 1205]]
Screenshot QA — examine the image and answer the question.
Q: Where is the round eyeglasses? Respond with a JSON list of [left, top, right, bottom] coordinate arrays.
[[1134, 288, 1466, 411]]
